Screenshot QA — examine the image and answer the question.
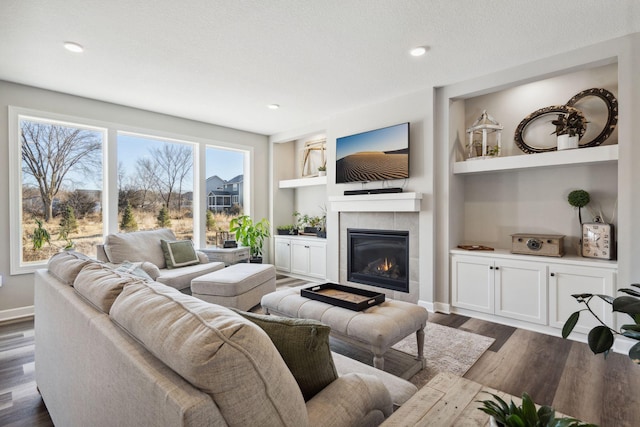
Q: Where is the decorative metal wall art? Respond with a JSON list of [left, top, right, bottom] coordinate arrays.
[[514, 88, 618, 154]]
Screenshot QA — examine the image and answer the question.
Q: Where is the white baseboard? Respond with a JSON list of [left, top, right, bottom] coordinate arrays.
[[0, 306, 34, 323], [418, 300, 450, 314]]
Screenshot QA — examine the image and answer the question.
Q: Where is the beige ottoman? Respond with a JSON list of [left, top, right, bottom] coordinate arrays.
[[261, 286, 428, 372], [191, 263, 276, 311]]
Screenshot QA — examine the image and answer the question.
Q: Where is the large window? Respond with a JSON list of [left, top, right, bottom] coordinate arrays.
[[11, 114, 105, 268], [204, 146, 246, 247], [117, 133, 194, 239], [9, 107, 252, 274]]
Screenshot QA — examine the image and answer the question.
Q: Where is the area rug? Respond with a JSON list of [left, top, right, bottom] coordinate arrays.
[[392, 322, 494, 389]]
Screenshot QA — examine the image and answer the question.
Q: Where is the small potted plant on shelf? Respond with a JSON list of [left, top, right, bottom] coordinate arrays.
[[276, 224, 298, 235], [477, 391, 596, 427], [552, 110, 587, 150], [317, 164, 326, 176], [229, 215, 271, 263]]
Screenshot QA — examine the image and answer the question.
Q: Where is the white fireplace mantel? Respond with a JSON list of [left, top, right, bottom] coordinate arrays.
[[328, 192, 422, 212]]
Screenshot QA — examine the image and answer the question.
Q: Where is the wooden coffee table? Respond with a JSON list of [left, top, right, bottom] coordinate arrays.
[[382, 372, 575, 426]]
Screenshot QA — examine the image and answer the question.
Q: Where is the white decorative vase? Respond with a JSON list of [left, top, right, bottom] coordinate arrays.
[[557, 134, 579, 150]]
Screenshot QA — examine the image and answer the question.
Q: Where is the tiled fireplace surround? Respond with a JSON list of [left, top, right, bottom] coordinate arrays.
[[339, 212, 419, 304]]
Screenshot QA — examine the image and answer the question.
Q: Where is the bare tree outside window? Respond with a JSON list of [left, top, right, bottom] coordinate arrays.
[[19, 118, 104, 262], [117, 134, 194, 238], [21, 121, 102, 221]]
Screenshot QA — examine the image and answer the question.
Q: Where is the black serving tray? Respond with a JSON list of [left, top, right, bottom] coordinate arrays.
[[301, 283, 385, 311]]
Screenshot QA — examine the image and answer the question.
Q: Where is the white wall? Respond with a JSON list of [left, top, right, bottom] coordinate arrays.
[[0, 80, 269, 320], [321, 89, 435, 303]]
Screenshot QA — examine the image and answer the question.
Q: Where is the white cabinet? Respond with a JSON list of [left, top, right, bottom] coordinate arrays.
[[494, 259, 547, 325], [452, 254, 547, 324], [274, 238, 292, 272], [451, 250, 616, 331], [451, 255, 494, 314], [274, 236, 326, 281], [548, 264, 615, 334]]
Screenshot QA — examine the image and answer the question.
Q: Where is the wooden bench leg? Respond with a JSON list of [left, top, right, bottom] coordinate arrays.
[[416, 327, 425, 360]]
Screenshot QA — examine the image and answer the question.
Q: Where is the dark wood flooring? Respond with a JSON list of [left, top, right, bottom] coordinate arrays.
[[1, 313, 638, 426]]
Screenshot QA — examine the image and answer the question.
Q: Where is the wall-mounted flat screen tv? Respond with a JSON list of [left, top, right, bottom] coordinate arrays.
[[336, 122, 409, 184]]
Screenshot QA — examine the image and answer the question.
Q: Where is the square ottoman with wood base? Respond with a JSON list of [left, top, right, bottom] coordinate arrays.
[[191, 263, 276, 311], [261, 286, 428, 377]]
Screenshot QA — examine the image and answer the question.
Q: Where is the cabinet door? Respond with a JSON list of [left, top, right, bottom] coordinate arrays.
[[451, 255, 494, 314], [306, 241, 326, 280], [274, 238, 291, 272], [290, 241, 310, 275], [549, 265, 615, 334], [495, 259, 547, 325]]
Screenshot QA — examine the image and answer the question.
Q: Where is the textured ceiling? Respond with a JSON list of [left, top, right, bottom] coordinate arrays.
[[1, 0, 639, 135]]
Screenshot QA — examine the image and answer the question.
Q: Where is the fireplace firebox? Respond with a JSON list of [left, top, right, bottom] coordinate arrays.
[[347, 229, 409, 293]]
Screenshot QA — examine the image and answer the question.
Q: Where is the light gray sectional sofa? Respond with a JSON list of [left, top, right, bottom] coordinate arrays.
[[96, 228, 224, 290], [35, 251, 417, 427]]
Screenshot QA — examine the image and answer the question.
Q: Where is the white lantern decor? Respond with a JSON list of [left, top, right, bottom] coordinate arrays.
[[466, 110, 503, 160]]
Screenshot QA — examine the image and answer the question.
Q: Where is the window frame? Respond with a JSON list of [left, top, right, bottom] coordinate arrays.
[[9, 106, 253, 275]]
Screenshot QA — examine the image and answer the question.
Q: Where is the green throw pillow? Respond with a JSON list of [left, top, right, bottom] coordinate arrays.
[[160, 239, 200, 269], [232, 309, 338, 401]]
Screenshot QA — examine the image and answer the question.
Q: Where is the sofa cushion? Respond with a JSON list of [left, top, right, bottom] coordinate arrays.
[[160, 239, 199, 269], [233, 309, 338, 401], [104, 228, 176, 268], [109, 281, 309, 427], [157, 261, 225, 290], [47, 251, 95, 285], [74, 263, 146, 313]]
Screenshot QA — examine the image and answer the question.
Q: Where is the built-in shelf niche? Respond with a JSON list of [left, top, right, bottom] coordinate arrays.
[[449, 60, 619, 257]]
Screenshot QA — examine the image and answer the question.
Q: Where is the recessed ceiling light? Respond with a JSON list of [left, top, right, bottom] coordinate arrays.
[[267, 104, 280, 110], [64, 41, 84, 53], [409, 46, 428, 57]]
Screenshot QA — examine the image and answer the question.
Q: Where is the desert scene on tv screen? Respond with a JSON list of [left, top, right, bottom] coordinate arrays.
[[336, 149, 408, 182], [336, 124, 409, 183]]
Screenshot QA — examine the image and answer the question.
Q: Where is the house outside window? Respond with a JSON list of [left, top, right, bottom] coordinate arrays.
[[204, 147, 246, 247]]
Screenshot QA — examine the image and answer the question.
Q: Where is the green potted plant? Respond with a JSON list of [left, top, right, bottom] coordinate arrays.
[[567, 190, 590, 225], [318, 164, 327, 176], [478, 391, 596, 427], [552, 110, 587, 150], [562, 284, 640, 364], [229, 215, 271, 263]]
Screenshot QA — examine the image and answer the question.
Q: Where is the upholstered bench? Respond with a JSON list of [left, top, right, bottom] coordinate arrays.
[[191, 263, 276, 311], [261, 286, 428, 372]]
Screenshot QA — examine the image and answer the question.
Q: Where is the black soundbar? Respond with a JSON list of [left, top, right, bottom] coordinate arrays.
[[344, 188, 403, 196]]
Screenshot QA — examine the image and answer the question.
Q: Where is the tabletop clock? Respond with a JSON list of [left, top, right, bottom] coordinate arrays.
[[581, 222, 615, 260]]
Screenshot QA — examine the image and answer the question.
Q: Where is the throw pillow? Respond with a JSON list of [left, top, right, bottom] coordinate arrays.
[[232, 308, 338, 401], [160, 239, 200, 269], [114, 261, 153, 281]]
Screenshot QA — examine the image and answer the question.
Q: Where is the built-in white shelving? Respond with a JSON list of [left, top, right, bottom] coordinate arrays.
[[453, 144, 618, 175], [278, 175, 327, 188]]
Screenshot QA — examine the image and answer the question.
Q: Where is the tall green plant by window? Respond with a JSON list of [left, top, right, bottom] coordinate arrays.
[[229, 215, 270, 260]]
